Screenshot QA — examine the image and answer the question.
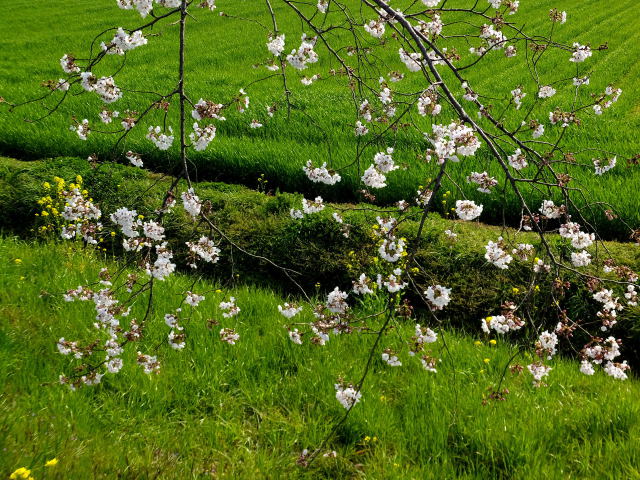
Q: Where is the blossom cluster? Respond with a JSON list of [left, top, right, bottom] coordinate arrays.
[[427, 122, 481, 164], [286, 34, 318, 70], [102, 28, 147, 54], [303, 160, 341, 185], [117, 0, 216, 18], [362, 148, 399, 189]]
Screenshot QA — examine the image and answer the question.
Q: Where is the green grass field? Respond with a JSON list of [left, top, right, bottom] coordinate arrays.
[[0, 0, 639, 238], [2, 2, 640, 477], [2, 237, 640, 479]]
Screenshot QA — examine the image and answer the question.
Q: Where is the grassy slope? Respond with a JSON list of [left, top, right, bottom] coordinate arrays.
[[2, 155, 640, 366], [0, 0, 639, 238], [1, 238, 640, 479]]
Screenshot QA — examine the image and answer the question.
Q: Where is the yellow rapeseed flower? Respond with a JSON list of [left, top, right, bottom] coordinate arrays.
[[10, 467, 31, 479], [43, 182, 51, 189]]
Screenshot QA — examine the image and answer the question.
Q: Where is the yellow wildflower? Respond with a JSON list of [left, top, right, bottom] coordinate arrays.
[[10, 467, 31, 479], [45, 458, 59, 467]]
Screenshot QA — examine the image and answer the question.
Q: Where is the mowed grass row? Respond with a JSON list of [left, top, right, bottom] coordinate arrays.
[[1, 237, 640, 479], [0, 0, 639, 238]]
